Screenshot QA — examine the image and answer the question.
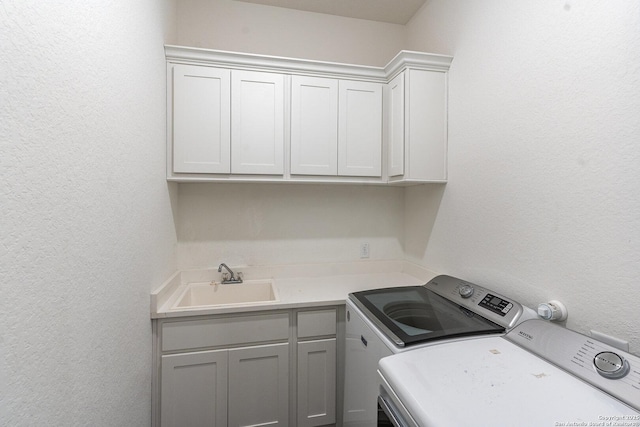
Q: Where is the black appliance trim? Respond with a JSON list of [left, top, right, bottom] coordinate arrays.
[[350, 286, 505, 347]]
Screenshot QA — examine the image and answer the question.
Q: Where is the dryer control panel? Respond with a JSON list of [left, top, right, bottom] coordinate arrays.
[[506, 320, 640, 412]]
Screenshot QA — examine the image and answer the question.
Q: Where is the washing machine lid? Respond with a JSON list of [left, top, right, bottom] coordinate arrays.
[[378, 326, 639, 426], [349, 275, 528, 348], [350, 286, 505, 347]]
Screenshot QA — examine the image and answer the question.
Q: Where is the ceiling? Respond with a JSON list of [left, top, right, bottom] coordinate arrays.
[[233, 0, 427, 25]]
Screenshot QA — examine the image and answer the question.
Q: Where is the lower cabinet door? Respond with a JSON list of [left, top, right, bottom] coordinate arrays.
[[161, 349, 228, 427], [297, 339, 337, 427], [228, 343, 290, 427]]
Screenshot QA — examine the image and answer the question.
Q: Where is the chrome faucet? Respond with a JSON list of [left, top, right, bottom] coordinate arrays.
[[217, 263, 243, 284]]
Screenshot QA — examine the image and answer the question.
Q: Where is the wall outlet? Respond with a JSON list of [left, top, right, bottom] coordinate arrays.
[[360, 242, 370, 259]]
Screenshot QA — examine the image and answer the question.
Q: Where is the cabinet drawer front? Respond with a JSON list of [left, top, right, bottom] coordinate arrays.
[[162, 312, 290, 352], [297, 309, 337, 338]]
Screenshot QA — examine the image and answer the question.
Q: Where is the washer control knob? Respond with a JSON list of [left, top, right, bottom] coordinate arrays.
[[458, 284, 474, 298], [594, 351, 630, 379]]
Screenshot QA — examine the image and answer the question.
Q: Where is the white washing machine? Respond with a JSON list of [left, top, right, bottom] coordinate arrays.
[[378, 319, 640, 426], [343, 275, 537, 426]]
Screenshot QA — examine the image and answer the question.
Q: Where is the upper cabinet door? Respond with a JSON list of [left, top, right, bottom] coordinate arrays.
[[172, 64, 231, 174], [231, 70, 285, 175], [290, 76, 339, 176], [406, 69, 447, 181], [337, 81, 383, 177], [387, 72, 405, 178], [387, 69, 448, 183]]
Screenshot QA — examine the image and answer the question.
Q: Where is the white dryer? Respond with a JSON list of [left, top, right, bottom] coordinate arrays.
[[378, 319, 640, 426], [343, 275, 537, 426]]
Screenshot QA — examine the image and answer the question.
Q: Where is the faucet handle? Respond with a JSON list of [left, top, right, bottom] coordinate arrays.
[[221, 272, 230, 282], [236, 272, 244, 281]]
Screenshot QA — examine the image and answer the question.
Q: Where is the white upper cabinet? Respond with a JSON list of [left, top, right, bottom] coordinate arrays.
[[290, 76, 339, 176], [170, 66, 284, 176], [171, 64, 231, 174], [387, 69, 448, 183], [290, 77, 382, 178], [338, 81, 382, 177], [231, 70, 285, 175], [165, 46, 452, 184]]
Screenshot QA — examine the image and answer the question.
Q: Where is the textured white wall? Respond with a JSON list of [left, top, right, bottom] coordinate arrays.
[[404, 1, 640, 352], [0, 1, 177, 425], [177, 184, 404, 268], [175, 0, 406, 66]]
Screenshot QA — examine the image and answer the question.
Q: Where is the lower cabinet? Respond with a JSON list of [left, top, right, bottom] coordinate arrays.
[[161, 343, 289, 427], [297, 339, 337, 426], [229, 343, 290, 426], [296, 309, 338, 426], [161, 349, 228, 427], [155, 308, 339, 427]]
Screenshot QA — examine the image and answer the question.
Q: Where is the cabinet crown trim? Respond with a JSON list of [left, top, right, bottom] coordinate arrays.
[[165, 45, 452, 81]]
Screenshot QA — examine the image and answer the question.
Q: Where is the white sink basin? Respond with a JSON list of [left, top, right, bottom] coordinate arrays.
[[171, 280, 277, 309]]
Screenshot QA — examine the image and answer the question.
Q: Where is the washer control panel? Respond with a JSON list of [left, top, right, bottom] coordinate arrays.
[[507, 320, 640, 412], [479, 294, 514, 317], [425, 275, 525, 329]]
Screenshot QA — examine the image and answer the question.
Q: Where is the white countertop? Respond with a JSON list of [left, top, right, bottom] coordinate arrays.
[[151, 260, 438, 318]]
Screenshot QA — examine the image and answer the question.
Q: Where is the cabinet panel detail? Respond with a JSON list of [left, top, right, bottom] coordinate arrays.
[[228, 343, 290, 426], [231, 70, 285, 175], [338, 81, 383, 177], [160, 350, 228, 427], [407, 69, 447, 181], [297, 339, 337, 426], [172, 65, 231, 174], [290, 76, 339, 176], [387, 72, 405, 177]]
